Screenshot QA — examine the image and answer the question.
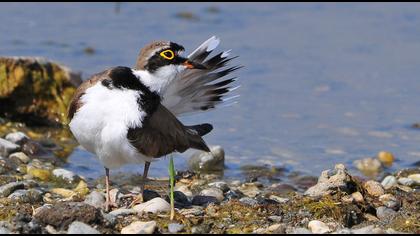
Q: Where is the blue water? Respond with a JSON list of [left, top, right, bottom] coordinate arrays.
[[2, 3, 420, 180]]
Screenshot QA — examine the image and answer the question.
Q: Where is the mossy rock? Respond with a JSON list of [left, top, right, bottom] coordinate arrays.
[[0, 57, 82, 126]]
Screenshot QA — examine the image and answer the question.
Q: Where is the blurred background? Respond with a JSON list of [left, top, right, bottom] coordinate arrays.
[[1, 2, 420, 181]]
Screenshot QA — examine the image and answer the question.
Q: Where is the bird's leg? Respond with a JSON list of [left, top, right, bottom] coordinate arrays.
[[104, 167, 118, 212], [130, 161, 151, 207]]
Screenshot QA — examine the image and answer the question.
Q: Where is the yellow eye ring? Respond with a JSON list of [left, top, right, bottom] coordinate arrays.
[[160, 50, 175, 60]]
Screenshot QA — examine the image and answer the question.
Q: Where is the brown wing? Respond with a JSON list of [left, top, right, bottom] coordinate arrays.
[[67, 70, 109, 120], [127, 104, 210, 158]]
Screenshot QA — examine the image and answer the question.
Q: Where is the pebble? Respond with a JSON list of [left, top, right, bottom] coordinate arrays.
[[381, 175, 397, 190], [239, 197, 259, 206], [363, 180, 384, 197], [352, 191, 364, 203], [168, 223, 184, 233], [5, 132, 29, 145], [165, 191, 190, 205], [109, 208, 137, 217], [8, 152, 30, 164], [52, 168, 79, 183], [290, 227, 312, 234], [121, 221, 156, 234], [267, 223, 286, 234], [208, 181, 230, 192], [351, 225, 384, 234], [191, 195, 219, 206], [397, 177, 414, 186], [8, 189, 43, 203], [67, 221, 100, 234], [0, 181, 24, 197], [179, 206, 204, 217], [379, 194, 398, 209], [200, 187, 224, 202], [308, 220, 330, 234], [188, 145, 225, 172], [377, 151, 394, 166], [174, 185, 193, 198], [133, 197, 170, 214], [407, 174, 420, 184], [269, 195, 289, 204], [84, 191, 105, 209], [0, 138, 20, 157], [225, 189, 244, 200], [143, 189, 161, 202], [238, 183, 261, 198], [191, 225, 210, 234], [376, 206, 397, 220], [268, 215, 283, 223]]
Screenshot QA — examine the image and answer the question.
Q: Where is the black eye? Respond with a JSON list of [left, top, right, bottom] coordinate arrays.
[[160, 50, 175, 60]]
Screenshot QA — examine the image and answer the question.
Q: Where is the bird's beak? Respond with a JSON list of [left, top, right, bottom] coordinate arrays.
[[183, 59, 207, 70]]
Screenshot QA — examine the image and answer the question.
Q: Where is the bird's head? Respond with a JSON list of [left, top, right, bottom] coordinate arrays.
[[135, 41, 207, 76]]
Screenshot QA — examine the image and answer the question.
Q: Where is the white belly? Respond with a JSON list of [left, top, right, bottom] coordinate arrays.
[[69, 83, 155, 169]]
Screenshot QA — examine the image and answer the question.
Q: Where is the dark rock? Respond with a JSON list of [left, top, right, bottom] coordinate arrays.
[[5, 132, 29, 145], [143, 189, 161, 202], [8, 189, 43, 203], [33, 202, 101, 229], [0, 182, 24, 197], [376, 206, 397, 220], [239, 197, 259, 206], [225, 189, 244, 200], [165, 191, 190, 207], [0, 138, 20, 157], [191, 195, 218, 206]]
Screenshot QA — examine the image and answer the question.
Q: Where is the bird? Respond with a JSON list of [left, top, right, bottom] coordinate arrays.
[[67, 36, 240, 211]]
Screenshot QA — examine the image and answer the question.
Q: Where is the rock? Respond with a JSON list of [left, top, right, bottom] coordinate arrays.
[[5, 132, 29, 145], [67, 221, 100, 234], [0, 227, 11, 234], [0, 156, 16, 175], [8, 189, 43, 203], [225, 189, 244, 200], [0, 138, 20, 157], [407, 174, 420, 184], [133, 197, 170, 214], [304, 164, 356, 198], [363, 180, 384, 197], [269, 183, 297, 194], [168, 223, 184, 233], [238, 183, 261, 198], [164, 191, 190, 206], [268, 215, 283, 223], [121, 221, 156, 234], [52, 168, 79, 183], [191, 225, 210, 234], [0, 181, 24, 197], [267, 224, 286, 234], [239, 197, 259, 206], [379, 194, 399, 209], [8, 152, 30, 164], [50, 188, 77, 198], [381, 175, 397, 190], [230, 180, 241, 187], [199, 188, 224, 202], [192, 195, 218, 206], [269, 195, 289, 204], [351, 191, 364, 203], [108, 208, 137, 217], [377, 151, 394, 166], [351, 225, 384, 234], [208, 181, 230, 192], [142, 189, 160, 202], [0, 57, 81, 125], [308, 220, 330, 234], [354, 158, 382, 177], [398, 177, 414, 186], [376, 206, 397, 220], [26, 161, 52, 181], [84, 191, 105, 209], [33, 202, 101, 229], [188, 145, 225, 172], [178, 206, 204, 217], [174, 185, 193, 198], [289, 227, 312, 234]]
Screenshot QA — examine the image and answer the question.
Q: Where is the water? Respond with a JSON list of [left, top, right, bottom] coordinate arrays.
[[1, 3, 420, 180]]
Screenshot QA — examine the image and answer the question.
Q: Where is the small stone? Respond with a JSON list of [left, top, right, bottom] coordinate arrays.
[[8, 189, 43, 203], [397, 177, 414, 186], [351, 192, 364, 203], [188, 145, 225, 172], [179, 206, 204, 217], [352, 225, 384, 234], [269, 195, 289, 204], [230, 180, 241, 187], [5, 132, 29, 145], [238, 183, 261, 198], [121, 221, 156, 234], [67, 221, 100, 234], [168, 223, 184, 233], [354, 158, 382, 177], [290, 227, 312, 234], [381, 175, 397, 190], [208, 181, 230, 192], [407, 174, 420, 184], [200, 188, 224, 202], [376, 206, 397, 220], [268, 215, 283, 223], [51, 188, 76, 198], [341, 195, 354, 204], [363, 213, 379, 222], [239, 197, 259, 206], [191, 225, 210, 234], [108, 208, 136, 217], [165, 191, 190, 206], [0, 138, 20, 157], [0, 226, 11, 234], [8, 152, 30, 164], [84, 191, 105, 209], [174, 185, 193, 198], [308, 220, 330, 234], [225, 189, 244, 200], [143, 189, 160, 202], [133, 197, 170, 214], [379, 194, 399, 209], [363, 180, 384, 197], [377, 151, 394, 166], [191, 195, 218, 206], [0, 181, 24, 197], [267, 224, 286, 233], [26, 163, 51, 181], [52, 168, 79, 183]]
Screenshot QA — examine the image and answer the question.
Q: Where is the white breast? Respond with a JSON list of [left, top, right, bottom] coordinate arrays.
[[69, 83, 155, 169]]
